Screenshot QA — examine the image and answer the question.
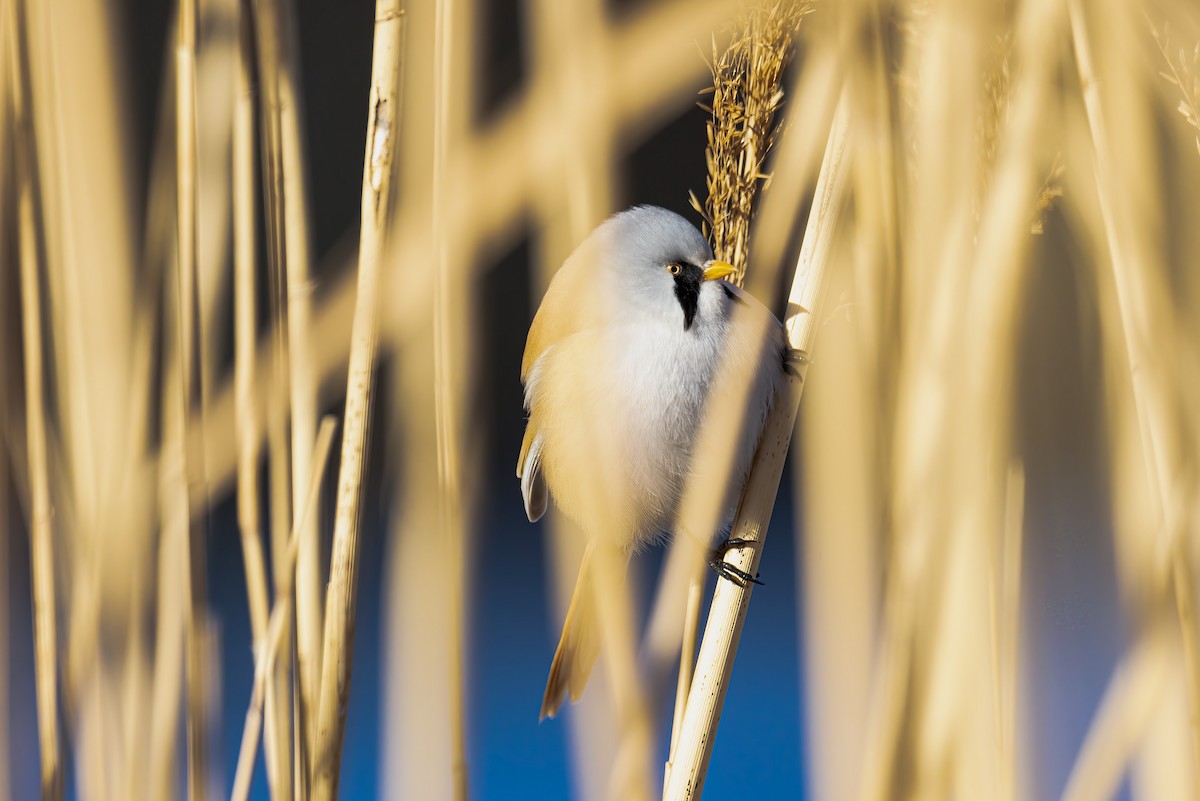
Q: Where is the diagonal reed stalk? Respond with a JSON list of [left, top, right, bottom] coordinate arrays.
[[311, 1, 404, 795], [662, 7, 815, 782], [663, 91, 850, 801]]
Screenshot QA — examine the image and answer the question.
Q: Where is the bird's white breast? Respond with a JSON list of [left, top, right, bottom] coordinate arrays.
[[527, 289, 778, 551]]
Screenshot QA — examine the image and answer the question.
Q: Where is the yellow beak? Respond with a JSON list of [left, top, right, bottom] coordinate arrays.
[[702, 260, 737, 282]]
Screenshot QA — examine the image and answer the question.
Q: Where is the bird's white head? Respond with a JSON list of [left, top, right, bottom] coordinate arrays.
[[582, 206, 738, 331]]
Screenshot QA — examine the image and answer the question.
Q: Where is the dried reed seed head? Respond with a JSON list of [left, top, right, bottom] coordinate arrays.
[[698, 1, 813, 286]]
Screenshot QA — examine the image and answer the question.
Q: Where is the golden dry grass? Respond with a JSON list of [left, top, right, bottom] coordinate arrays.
[[3, 0, 1200, 799]]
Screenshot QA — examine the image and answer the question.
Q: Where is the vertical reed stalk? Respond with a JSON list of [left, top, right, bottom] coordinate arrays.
[[12, 2, 61, 790], [251, 0, 301, 790], [663, 93, 849, 801], [0, 388, 8, 801], [174, 0, 210, 795], [234, 0, 270, 662], [265, 404, 294, 798], [273, 0, 325, 762], [18, 175, 62, 801], [311, 2, 404, 795], [666, 571, 702, 774], [432, 0, 470, 795], [149, 448, 187, 801], [995, 464, 1024, 801], [0, 13, 7, 785]]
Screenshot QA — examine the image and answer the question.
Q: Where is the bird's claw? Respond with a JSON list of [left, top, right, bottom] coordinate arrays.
[[708, 537, 764, 588]]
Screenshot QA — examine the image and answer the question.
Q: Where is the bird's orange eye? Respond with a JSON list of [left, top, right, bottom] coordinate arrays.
[[667, 263, 682, 275]]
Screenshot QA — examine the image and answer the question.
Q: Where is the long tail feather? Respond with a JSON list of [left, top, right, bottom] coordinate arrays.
[[540, 543, 600, 720]]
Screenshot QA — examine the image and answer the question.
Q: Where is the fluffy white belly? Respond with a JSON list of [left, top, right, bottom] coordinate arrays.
[[532, 319, 727, 547]]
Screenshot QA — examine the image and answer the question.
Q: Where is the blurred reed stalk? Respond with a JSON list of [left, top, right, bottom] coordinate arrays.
[[231, 2, 282, 797], [249, 0, 302, 791], [173, 0, 214, 796], [234, 0, 270, 687], [252, 0, 324, 765], [0, 9, 8, 795], [10, 0, 62, 793], [310, 0, 404, 795], [432, 0, 471, 795], [1068, 0, 1200, 785], [665, 91, 850, 801]]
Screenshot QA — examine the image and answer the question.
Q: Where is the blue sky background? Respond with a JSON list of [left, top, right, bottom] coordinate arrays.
[[204, 464, 806, 800]]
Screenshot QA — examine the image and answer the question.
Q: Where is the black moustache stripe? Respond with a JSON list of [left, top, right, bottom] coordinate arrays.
[[672, 262, 704, 329]]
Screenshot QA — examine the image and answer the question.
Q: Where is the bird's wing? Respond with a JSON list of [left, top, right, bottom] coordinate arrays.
[[516, 424, 548, 522], [518, 250, 598, 521], [520, 258, 592, 382]]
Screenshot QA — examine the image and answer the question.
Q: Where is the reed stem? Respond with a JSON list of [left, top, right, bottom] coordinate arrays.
[[311, 2, 404, 795], [234, 0, 270, 667], [432, 0, 470, 795], [663, 92, 848, 801]]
